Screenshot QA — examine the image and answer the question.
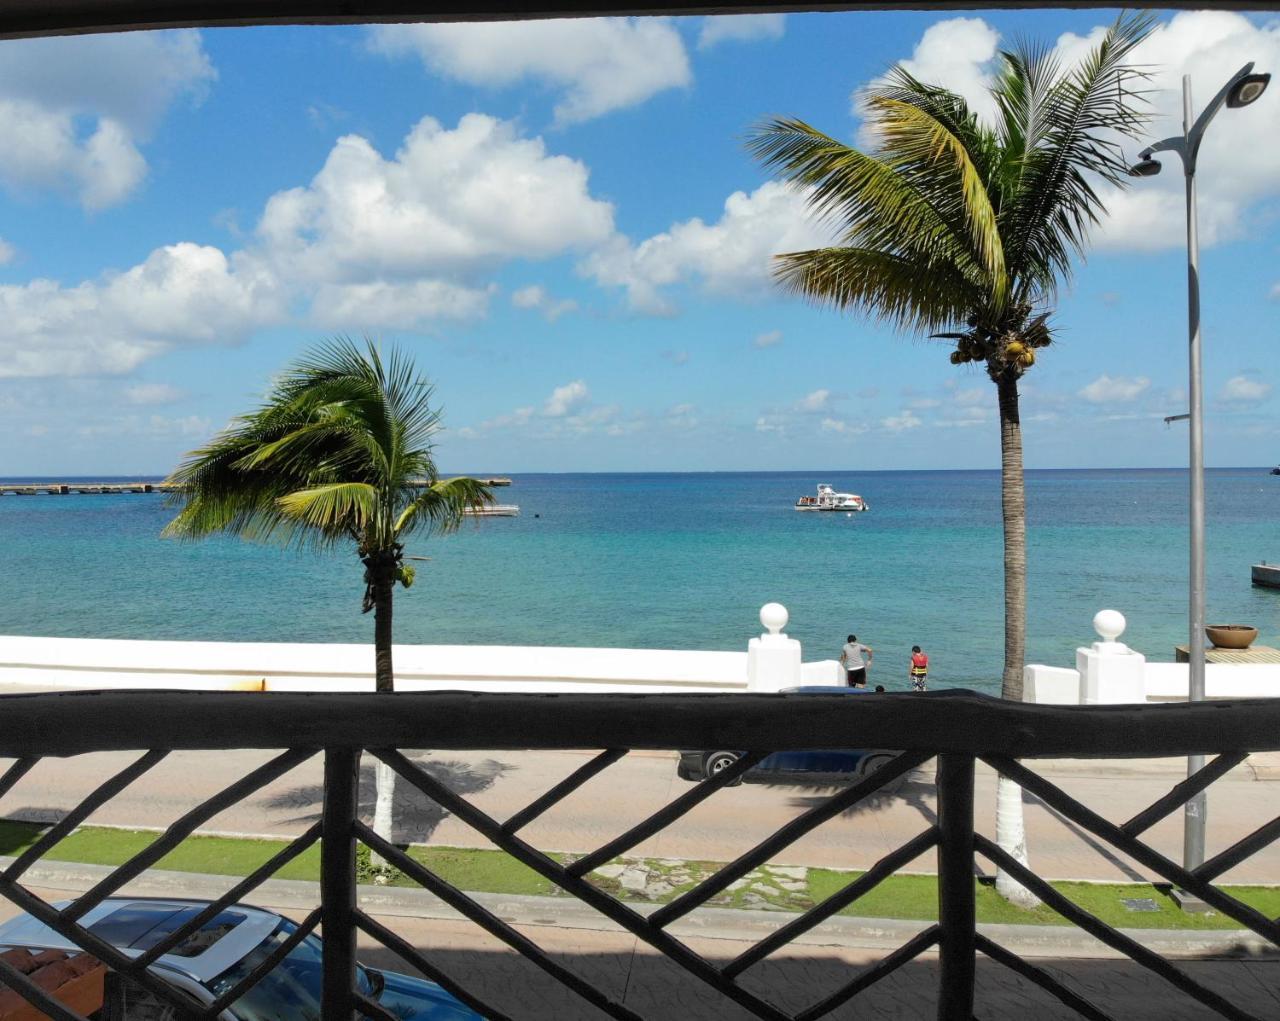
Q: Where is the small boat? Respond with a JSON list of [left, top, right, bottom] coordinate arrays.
[[463, 504, 520, 517], [1271, 466, 1280, 476], [795, 483, 868, 513]]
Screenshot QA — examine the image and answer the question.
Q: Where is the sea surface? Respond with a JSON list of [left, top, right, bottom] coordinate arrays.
[[1, 469, 1277, 696]]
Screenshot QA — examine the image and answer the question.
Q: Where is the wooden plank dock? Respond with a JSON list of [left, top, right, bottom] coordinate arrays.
[[1175, 644, 1280, 665]]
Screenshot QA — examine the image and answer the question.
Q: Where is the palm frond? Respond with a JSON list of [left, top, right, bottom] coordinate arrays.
[[395, 477, 494, 536], [277, 482, 380, 533]]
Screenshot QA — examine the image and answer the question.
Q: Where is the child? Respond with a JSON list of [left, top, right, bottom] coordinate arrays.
[[909, 645, 929, 692]]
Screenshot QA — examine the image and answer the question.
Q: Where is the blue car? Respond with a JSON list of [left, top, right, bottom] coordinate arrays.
[[676, 686, 899, 783], [0, 897, 484, 1020]]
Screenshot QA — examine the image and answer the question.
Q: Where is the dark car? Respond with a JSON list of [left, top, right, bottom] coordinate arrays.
[[676, 685, 899, 783], [0, 897, 483, 1020]]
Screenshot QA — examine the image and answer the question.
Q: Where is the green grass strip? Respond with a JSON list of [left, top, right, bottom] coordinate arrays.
[[0, 819, 1275, 931]]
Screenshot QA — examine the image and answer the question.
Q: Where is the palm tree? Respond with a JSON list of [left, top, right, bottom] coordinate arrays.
[[748, 14, 1152, 904], [163, 337, 493, 855]]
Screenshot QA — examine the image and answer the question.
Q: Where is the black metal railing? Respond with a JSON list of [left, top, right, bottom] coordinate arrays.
[[0, 688, 1276, 1020]]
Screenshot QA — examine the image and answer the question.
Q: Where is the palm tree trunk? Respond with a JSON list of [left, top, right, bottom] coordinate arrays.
[[371, 558, 397, 871], [993, 371, 1038, 907]]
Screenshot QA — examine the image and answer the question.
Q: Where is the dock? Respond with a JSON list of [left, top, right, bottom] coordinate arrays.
[[1253, 563, 1280, 589], [1175, 644, 1280, 665], [0, 476, 513, 496]]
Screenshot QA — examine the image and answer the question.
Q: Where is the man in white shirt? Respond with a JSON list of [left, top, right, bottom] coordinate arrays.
[[840, 634, 873, 688]]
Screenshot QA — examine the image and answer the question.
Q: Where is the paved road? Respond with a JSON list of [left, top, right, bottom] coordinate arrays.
[[2, 884, 1277, 1019], [4, 748, 1278, 883]]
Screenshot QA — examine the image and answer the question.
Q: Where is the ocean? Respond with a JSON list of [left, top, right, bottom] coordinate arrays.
[[1, 469, 1277, 696]]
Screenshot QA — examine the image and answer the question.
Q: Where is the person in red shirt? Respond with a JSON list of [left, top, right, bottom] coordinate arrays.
[[910, 645, 929, 692]]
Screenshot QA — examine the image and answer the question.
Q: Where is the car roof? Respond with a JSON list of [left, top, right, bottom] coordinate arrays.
[[780, 685, 872, 694], [0, 898, 282, 983]]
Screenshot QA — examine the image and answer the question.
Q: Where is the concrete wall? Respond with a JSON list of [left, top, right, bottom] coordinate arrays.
[[0, 635, 768, 694]]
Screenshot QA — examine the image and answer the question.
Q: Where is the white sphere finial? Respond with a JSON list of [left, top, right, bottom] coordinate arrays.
[[760, 602, 789, 636], [1093, 609, 1126, 642]]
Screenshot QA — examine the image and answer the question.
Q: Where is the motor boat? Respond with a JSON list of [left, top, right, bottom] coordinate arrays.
[[795, 483, 868, 512]]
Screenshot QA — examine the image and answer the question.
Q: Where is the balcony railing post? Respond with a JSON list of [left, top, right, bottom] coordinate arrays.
[[321, 747, 360, 1021], [936, 753, 976, 1020]]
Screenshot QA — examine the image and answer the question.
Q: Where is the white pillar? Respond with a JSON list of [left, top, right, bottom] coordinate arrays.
[[747, 603, 802, 692], [1076, 610, 1147, 704]]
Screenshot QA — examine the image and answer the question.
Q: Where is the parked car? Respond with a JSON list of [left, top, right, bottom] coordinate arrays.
[[676, 686, 899, 783], [0, 897, 484, 1020]]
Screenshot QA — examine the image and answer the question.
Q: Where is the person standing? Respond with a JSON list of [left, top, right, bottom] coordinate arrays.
[[910, 645, 929, 692], [840, 634, 872, 688]]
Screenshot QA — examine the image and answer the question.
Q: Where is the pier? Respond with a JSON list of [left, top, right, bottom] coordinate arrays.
[[1252, 563, 1280, 589], [0, 476, 513, 496]]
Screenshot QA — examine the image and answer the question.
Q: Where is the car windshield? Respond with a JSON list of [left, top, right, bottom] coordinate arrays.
[[207, 920, 372, 1021]]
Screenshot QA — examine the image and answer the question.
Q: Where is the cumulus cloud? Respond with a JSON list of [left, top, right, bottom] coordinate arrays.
[[259, 114, 615, 287], [881, 409, 923, 433], [368, 19, 690, 125], [310, 280, 494, 331], [543, 380, 590, 417], [0, 31, 214, 208], [0, 238, 13, 265], [1079, 374, 1151, 404], [1218, 375, 1272, 404], [755, 415, 786, 434], [797, 388, 831, 412], [0, 243, 282, 378], [512, 284, 579, 322], [860, 12, 1280, 252], [821, 417, 867, 435], [582, 181, 834, 314], [698, 14, 786, 50], [753, 329, 783, 349]]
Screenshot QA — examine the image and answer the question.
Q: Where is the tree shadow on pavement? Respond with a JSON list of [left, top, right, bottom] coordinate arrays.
[[264, 753, 511, 845], [351, 929, 1280, 1021]]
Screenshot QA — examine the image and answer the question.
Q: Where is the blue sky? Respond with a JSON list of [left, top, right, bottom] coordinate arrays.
[[0, 7, 1276, 475]]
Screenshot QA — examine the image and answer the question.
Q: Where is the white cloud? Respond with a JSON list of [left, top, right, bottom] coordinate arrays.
[[511, 284, 579, 322], [753, 329, 783, 349], [755, 415, 786, 434], [909, 397, 942, 410], [0, 238, 13, 265], [544, 380, 590, 418], [0, 31, 213, 208], [1079, 374, 1151, 404], [662, 349, 690, 366], [698, 14, 785, 50], [797, 388, 831, 412], [259, 114, 615, 285], [310, 279, 493, 331], [856, 12, 1280, 252], [0, 243, 283, 379], [1271, 281, 1280, 300], [368, 19, 690, 125], [882, 410, 923, 433], [1218, 375, 1272, 404], [582, 181, 834, 314], [821, 417, 867, 435], [858, 17, 1000, 125], [124, 382, 185, 405]]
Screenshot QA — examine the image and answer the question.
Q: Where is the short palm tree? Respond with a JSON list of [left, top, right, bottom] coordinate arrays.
[[748, 14, 1152, 903], [164, 337, 492, 851]]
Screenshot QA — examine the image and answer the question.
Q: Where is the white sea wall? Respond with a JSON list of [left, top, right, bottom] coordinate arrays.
[[0, 634, 759, 694]]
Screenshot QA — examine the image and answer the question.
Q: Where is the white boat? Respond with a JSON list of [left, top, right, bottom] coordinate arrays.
[[795, 483, 868, 513], [463, 504, 520, 517]]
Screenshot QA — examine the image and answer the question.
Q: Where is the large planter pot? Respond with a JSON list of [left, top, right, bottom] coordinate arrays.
[[1205, 625, 1258, 650]]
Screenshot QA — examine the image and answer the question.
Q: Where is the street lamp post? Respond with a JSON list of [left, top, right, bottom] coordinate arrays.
[[1129, 63, 1270, 881]]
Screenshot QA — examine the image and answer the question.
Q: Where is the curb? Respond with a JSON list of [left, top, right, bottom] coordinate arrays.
[[8, 858, 1274, 962]]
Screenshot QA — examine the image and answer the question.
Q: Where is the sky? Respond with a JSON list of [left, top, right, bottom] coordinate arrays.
[[0, 7, 1276, 475]]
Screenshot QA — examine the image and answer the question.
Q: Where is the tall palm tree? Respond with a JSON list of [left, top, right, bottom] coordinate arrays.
[[749, 14, 1152, 904], [164, 337, 493, 853]]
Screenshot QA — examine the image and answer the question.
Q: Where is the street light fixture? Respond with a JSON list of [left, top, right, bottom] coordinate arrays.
[[1128, 62, 1270, 887]]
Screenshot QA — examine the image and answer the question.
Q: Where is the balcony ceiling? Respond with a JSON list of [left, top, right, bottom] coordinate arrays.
[[0, 0, 1277, 42]]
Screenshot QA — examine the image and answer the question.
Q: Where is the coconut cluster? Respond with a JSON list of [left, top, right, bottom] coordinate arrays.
[[947, 304, 1052, 378]]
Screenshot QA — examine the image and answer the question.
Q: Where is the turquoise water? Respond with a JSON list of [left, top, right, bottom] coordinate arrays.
[[1, 469, 1277, 695]]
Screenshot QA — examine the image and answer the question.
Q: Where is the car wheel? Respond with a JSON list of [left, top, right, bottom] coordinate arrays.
[[703, 751, 743, 785], [856, 751, 901, 783]]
